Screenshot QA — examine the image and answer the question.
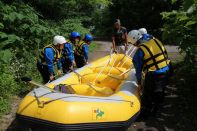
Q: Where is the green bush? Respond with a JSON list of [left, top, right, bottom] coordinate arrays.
[[93, 0, 178, 38], [0, 52, 19, 115], [0, 66, 18, 99], [0, 98, 10, 116], [161, 0, 197, 68], [89, 42, 98, 52], [56, 19, 90, 37], [0, 0, 96, 116]]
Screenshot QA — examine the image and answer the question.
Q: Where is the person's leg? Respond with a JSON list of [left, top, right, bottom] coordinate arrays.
[[42, 65, 51, 83], [140, 73, 154, 117], [37, 62, 50, 83], [63, 58, 73, 73], [74, 54, 80, 68], [78, 56, 86, 68], [152, 91, 164, 115], [37, 62, 43, 75], [61, 58, 67, 73], [152, 74, 169, 114]]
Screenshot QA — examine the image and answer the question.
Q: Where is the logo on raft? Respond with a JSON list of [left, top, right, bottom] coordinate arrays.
[[93, 108, 105, 120]]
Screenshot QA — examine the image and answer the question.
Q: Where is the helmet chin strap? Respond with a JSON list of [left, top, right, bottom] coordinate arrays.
[[128, 42, 138, 47], [133, 38, 143, 47], [54, 44, 60, 50]]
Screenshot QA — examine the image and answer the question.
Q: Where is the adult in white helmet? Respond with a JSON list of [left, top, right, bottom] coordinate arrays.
[[138, 28, 147, 35], [128, 30, 142, 45], [139, 28, 153, 42], [37, 35, 66, 83], [130, 29, 172, 118]]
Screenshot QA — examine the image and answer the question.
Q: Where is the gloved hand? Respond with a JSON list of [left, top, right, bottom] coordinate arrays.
[[113, 49, 117, 53], [72, 60, 76, 67], [57, 70, 63, 75]]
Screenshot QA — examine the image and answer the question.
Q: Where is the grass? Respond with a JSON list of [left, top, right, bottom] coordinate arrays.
[[0, 99, 10, 117]]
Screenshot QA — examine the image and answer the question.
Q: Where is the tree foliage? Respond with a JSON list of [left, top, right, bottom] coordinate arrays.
[[0, 0, 108, 115], [94, 0, 179, 38], [161, 0, 197, 67]]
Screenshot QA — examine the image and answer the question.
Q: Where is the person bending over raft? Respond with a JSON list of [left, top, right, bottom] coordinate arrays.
[[37, 36, 65, 83], [128, 30, 173, 117]]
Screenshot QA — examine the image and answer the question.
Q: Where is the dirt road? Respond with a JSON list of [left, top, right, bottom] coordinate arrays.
[[1, 41, 188, 131], [90, 41, 182, 62]]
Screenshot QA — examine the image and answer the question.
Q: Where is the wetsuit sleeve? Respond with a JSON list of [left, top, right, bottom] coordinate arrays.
[[132, 48, 144, 84], [44, 48, 54, 75], [68, 44, 74, 62], [82, 44, 89, 61]]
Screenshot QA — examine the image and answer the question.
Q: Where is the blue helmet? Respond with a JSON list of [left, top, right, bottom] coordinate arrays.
[[84, 34, 93, 42], [70, 31, 80, 38]]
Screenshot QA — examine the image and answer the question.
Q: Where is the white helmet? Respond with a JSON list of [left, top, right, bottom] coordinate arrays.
[[53, 35, 66, 45], [138, 28, 147, 35], [128, 30, 142, 44]]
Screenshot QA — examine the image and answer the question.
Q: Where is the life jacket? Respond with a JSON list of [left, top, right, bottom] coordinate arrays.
[[74, 40, 86, 56], [139, 38, 170, 72], [39, 44, 61, 64]]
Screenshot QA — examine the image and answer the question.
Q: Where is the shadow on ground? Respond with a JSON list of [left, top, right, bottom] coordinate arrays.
[[129, 65, 197, 131]]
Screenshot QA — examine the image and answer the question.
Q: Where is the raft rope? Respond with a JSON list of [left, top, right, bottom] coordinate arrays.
[[29, 87, 134, 108], [107, 45, 135, 75], [119, 46, 137, 68], [107, 54, 118, 75], [116, 45, 134, 67], [93, 49, 114, 83], [43, 96, 133, 105], [119, 68, 132, 76], [42, 94, 134, 106], [107, 68, 133, 80], [26, 80, 60, 106]]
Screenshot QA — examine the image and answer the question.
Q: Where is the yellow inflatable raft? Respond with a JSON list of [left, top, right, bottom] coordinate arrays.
[[16, 54, 140, 131]]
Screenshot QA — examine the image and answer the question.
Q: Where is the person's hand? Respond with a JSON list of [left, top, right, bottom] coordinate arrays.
[[72, 61, 76, 67], [49, 75, 54, 81], [125, 45, 128, 51], [86, 61, 89, 65], [113, 49, 117, 53]]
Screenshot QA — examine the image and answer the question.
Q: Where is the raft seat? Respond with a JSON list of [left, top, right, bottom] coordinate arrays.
[[92, 66, 127, 75], [71, 84, 114, 96], [81, 73, 123, 90]]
